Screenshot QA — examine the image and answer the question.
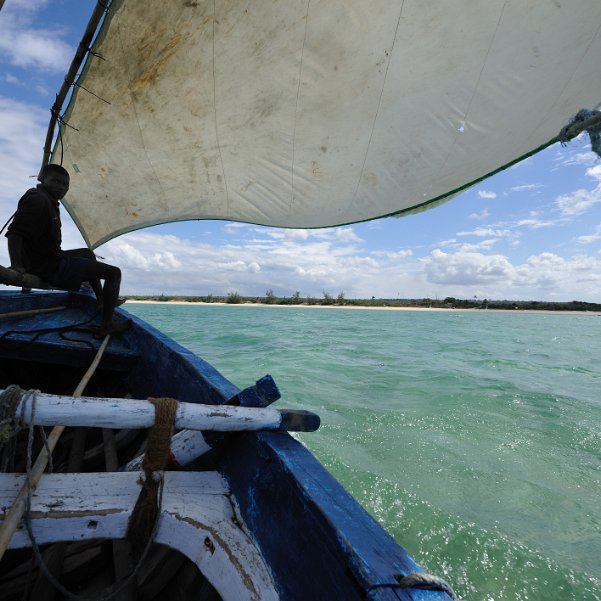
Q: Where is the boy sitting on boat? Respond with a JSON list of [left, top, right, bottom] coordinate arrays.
[[5, 164, 129, 336]]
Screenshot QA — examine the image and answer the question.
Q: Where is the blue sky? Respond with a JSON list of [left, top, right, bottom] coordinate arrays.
[[1, 0, 601, 301]]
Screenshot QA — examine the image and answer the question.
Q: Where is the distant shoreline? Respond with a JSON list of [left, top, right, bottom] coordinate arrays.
[[124, 300, 601, 316]]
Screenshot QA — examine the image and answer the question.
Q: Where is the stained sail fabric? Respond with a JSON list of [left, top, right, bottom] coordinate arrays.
[[56, 0, 601, 248]]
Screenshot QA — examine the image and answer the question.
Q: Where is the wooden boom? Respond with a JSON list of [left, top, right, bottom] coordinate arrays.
[[12, 391, 320, 433]]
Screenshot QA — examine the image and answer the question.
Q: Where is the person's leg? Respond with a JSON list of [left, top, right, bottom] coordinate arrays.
[[52, 254, 129, 335], [61, 249, 103, 302], [77, 259, 124, 331]]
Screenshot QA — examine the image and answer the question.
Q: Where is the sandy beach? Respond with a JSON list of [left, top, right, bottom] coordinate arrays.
[[124, 300, 601, 316]]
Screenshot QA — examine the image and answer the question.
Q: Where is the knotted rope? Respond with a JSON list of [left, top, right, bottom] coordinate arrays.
[[558, 108, 601, 158], [126, 397, 179, 557]]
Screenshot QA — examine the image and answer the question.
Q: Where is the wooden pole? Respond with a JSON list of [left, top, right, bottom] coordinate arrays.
[[41, 2, 108, 171], [0, 335, 111, 561], [0, 306, 67, 320], [13, 392, 320, 433]]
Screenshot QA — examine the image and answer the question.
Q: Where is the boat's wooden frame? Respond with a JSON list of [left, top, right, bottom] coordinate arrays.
[[0, 289, 454, 600]]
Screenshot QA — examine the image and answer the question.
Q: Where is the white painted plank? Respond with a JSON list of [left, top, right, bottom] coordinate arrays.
[[0, 472, 278, 601]]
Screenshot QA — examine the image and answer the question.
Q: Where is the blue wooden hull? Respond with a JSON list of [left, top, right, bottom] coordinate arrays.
[[0, 290, 452, 600]]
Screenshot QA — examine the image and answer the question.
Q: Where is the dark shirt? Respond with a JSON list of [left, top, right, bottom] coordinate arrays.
[[6, 186, 62, 280]]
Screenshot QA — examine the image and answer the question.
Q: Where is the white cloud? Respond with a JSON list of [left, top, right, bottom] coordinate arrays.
[[421, 248, 601, 299], [372, 249, 413, 260], [0, 7, 72, 72], [478, 190, 497, 199], [578, 223, 601, 244], [468, 209, 490, 220], [515, 218, 556, 229], [511, 184, 543, 192], [100, 229, 383, 297], [8, 1, 50, 9], [512, 253, 585, 290], [585, 164, 601, 181], [0, 97, 49, 210], [333, 227, 363, 243], [457, 227, 511, 238], [557, 149, 599, 168], [457, 239, 498, 252], [223, 223, 253, 235], [555, 187, 601, 216], [422, 249, 512, 285]]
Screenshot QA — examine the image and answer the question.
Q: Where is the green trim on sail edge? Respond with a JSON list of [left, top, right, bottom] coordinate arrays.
[[383, 138, 557, 220]]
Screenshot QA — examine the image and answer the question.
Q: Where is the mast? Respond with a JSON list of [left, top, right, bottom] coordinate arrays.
[[40, 1, 110, 174]]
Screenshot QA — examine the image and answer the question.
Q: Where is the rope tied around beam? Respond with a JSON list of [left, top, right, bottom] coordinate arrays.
[[126, 396, 179, 557], [0, 385, 23, 448]]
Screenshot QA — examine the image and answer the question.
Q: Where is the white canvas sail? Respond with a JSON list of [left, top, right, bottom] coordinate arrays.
[[55, 0, 601, 248]]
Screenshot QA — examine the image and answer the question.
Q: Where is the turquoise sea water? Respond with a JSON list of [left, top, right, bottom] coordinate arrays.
[[125, 303, 601, 601]]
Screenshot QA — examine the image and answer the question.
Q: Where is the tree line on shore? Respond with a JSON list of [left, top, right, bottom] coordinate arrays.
[[125, 291, 601, 312]]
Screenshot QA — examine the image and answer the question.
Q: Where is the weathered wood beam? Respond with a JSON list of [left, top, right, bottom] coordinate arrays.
[[13, 391, 320, 432], [0, 471, 278, 601]]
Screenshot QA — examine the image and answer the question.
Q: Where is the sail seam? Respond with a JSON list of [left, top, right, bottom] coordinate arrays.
[[435, 1, 508, 182], [288, 0, 311, 216], [348, 0, 406, 213], [115, 13, 169, 215], [212, 1, 229, 213], [530, 18, 601, 143]]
